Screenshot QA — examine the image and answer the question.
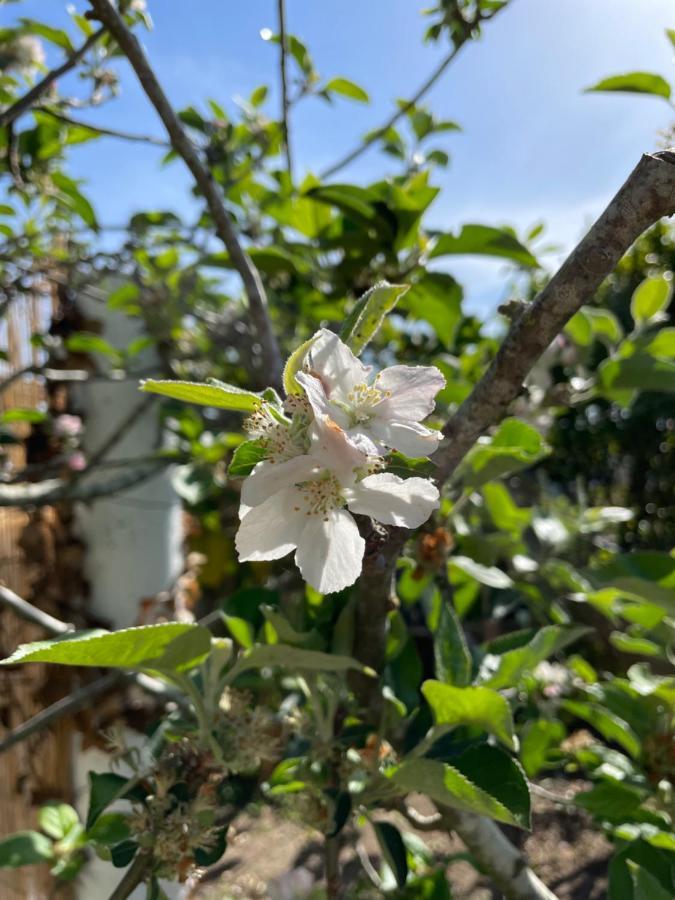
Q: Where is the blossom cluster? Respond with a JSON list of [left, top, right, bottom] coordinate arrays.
[[235, 329, 445, 593]]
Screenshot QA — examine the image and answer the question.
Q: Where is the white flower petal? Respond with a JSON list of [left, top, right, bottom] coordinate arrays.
[[296, 371, 350, 430], [306, 328, 370, 398], [374, 365, 445, 421], [345, 472, 439, 528], [241, 455, 318, 507], [295, 508, 365, 593], [370, 418, 442, 458], [308, 417, 368, 485], [236, 488, 305, 561]]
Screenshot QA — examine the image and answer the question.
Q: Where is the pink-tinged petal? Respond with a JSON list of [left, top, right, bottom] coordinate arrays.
[[309, 416, 369, 485], [236, 488, 305, 561], [374, 365, 445, 421], [345, 473, 439, 528], [306, 328, 370, 398], [295, 508, 365, 593], [241, 455, 318, 507], [369, 418, 442, 458]]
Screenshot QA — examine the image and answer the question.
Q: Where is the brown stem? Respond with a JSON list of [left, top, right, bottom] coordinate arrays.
[[0, 28, 105, 129], [87, 0, 284, 391], [277, 0, 293, 179], [107, 851, 151, 900]]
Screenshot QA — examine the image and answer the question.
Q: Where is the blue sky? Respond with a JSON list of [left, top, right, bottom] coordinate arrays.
[[8, 0, 675, 312]]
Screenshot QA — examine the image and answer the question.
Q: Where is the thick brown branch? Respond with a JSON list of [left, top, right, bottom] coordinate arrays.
[[0, 28, 105, 129], [435, 149, 675, 486], [87, 0, 284, 391]]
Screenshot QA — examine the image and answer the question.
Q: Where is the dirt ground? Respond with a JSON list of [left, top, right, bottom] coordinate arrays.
[[191, 778, 612, 899]]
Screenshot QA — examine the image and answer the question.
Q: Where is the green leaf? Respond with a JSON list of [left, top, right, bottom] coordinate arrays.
[[667, 28, 675, 50], [430, 224, 539, 268], [450, 556, 513, 589], [389, 755, 526, 828], [0, 832, 53, 868], [226, 644, 366, 682], [223, 615, 255, 649], [19, 19, 74, 53], [0, 408, 47, 425], [451, 744, 531, 830], [480, 626, 589, 690], [87, 773, 134, 830], [373, 821, 408, 888], [520, 719, 566, 778], [51, 172, 98, 230], [599, 354, 675, 396], [422, 680, 516, 750], [282, 334, 319, 395], [562, 700, 641, 758], [631, 276, 672, 324], [483, 483, 531, 535], [140, 380, 262, 413], [261, 606, 323, 649], [86, 813, 131, 847], [228, 439, 267, 477], [645, 327, 675, 359], [457, 418, 550, 487], [0, 623, 212, 674], [39, 803, 80, 840], [585, 72, 671, 100], [432, 598, 472, 686], [574, 780, 644, 822], [250, 84, 268, 106], [403, 274, 463, 350], [340, 282, 410, 356], [66, 332, 119, 358], [324, 77, 369, 103]]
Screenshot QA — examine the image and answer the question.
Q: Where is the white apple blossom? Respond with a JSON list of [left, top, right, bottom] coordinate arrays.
[[296, 328, 445, 458], [235, 410, 439, 593]]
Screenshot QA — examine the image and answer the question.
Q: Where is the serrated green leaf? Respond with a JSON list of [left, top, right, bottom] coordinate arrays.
[[480, 626, 589, 690], [430, 224, 539, 268], [0, 832, 53, 868], [562, 700, 641, 758], [422, 680, 516, 750], [631, 276, 672, 324], [574, 780, 643, 822], [140, 379, 262, 413], [0, 623, 211, 674], [324, 77, 369, 103], [585, 71, 671, 100], [39, 803, 80, 841], [340, 282, 410, 355], [432, 598, 472, 686], [283, 334, 319, 395], [228, 438, 267, 477], [225, 643, 365, 682], [389, 754, 526, 828]]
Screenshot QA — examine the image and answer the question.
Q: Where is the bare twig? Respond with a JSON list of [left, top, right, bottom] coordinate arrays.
[[0, 584, 74, 634], [87, 0, 284, 391], [0, 28, 106, 129], [77, 394, 157, 477], [435, 149, 675, 486], [0, 458, 168, 507], [38, 107, 169, 146], [277, 0, 293, 179]]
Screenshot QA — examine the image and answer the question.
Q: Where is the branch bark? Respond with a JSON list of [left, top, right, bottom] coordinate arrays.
[[87, 0, 284, 391], [277, 0, 293, 179], [0, 28, 106, 129], [435, 149, 675, 485], [38, 107, 169, 146], [0, 584, 74, 634]]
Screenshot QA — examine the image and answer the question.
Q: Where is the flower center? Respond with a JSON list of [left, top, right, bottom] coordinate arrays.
[[244, 404, 308, 463], [345, 382, 384, 424], [294, 473, 344, 520]]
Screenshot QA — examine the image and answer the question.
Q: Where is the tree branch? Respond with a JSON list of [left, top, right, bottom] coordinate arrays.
[[87, 0, 284, 391], [0, 584, 74, 634], [318, 4, 501, 181], [434, 149, 675, 486], [438, 807, 558, 900], [38, 107, 169, 146], [108, 850, 152, 900], [277, 0, 293, 179], [0, 28, 106, 129]]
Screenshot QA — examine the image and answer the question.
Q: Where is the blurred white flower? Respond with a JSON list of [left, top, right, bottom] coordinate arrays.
[[297, 328, 445, 458], [54, 414, 83, 438]]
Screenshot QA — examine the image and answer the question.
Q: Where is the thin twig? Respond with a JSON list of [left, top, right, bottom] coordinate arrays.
[[319, 8, 491, 180], [0, 28, 106, 129], [0, 585, 74, 634], [38, 107, 170, 146], [77, 394, 157, 477], [87, 0, 284, 391], [277, 0, 293, 179]]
